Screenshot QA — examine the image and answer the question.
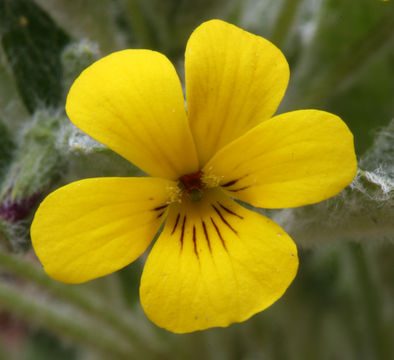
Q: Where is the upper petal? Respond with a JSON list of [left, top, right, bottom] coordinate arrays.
[[140, 189, 298, 333], [31, 177, 175, 283], [185, 20, 289, 166], [66, 50, 199, 180], [204, 110, 357, 208]]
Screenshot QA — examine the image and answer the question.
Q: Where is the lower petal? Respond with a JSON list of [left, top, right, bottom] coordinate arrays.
[[31, 177, 175, 283], [140, 189, 298, 333]]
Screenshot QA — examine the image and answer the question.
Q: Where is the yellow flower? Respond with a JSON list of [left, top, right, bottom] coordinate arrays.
[[31, 20, 357, 333]]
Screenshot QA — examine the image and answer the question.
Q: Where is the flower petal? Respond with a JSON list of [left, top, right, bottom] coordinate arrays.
[[31, 177, 175, 283], [185, 19, 289, 166], [66, 50, 199, 180], [140, 189, 298, 333], [204, 110, 357, 208]]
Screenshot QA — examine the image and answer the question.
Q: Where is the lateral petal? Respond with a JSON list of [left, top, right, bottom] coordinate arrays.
[[185, 20, 289, 165], [31, 177, 175, 283], [204, 110, 357, 208], [140, 189, 298, 333], [66, 50, 199, 180]]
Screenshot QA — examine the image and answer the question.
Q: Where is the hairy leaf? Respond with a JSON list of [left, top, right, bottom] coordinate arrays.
[[0, 0, 70, 113], [0, 120, 15, 182]]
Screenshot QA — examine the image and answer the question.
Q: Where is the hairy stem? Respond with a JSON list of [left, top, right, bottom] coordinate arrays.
[[125, 0, 156, 48], [348, 243, 390, 360], [271, 0, 303, 47], [0, 281, 134, 360], [0, 250, 164, 355]]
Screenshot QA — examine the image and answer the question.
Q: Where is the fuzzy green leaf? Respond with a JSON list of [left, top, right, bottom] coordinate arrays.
[[0, 112, 64, 203], [0, 0, 70, 113], [0, 120, 15, 182]]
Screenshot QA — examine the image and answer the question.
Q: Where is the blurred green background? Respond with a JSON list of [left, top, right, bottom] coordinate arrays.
[[0, 0, 393, 359]]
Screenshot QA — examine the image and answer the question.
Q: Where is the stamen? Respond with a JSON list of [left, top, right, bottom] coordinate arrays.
[[167, 185, 182, 203], [201, 172, 223, 188]]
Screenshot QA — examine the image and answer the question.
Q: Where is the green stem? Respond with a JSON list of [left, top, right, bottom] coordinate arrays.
[[0, 250, 164, 354], [0, 281, 133, 360], [0, 220, 13, 252], [271, 0, 303, 47], [298, 13, 394, 108], [125, 0, 156, 48], [278, 168, 394, 247], [0, 339, 7, 360], [226, 0, 245, 26], [348, 242, 390, 360], [292, 224, 394, 247], [339, 295, 366, 360]]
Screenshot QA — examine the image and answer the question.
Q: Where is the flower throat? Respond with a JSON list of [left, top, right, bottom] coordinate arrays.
[[179, 170, 203, 202]]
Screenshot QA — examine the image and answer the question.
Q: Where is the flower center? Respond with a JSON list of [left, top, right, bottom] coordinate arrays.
[[179, 170, 203, 202]]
